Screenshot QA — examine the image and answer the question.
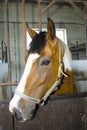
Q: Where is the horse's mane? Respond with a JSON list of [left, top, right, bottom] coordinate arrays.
[[57, 38, 72, 71], [28, 31, 47, 54]]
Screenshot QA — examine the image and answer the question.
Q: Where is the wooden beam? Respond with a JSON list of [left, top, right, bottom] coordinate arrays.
[[42, 0, 57, 15], [68, 0, 85, 18], [41, 0, 86, 16], [0, 83, 18, 87], [83, 2, 87, 20]]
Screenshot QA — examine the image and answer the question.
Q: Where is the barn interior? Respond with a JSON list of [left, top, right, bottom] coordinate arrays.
[[0, 0, 87, 99]]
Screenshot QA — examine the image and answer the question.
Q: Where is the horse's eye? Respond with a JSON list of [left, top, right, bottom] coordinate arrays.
[[40, 59, 51, 66]]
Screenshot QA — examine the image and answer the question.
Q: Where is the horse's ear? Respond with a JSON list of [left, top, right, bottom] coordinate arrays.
[[47, 18, 55, 40], [26, 23, 37, 39]]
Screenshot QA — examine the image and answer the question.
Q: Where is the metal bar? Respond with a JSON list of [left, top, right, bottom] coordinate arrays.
[[0, 82, 18, 87], [37, 0, 42, 31], [42, 0, 57, 15], [5, 0, 12, 83]]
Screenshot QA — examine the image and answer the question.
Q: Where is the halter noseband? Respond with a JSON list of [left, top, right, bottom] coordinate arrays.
[[15, 40, 68, 106], [15, 78, 62, 106]]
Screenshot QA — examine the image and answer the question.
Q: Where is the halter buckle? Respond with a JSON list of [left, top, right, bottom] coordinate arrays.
[[40, 99, 47, 106]]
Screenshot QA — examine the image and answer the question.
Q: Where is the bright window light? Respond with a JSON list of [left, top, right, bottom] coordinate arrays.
[[26, 28, 67, 49]]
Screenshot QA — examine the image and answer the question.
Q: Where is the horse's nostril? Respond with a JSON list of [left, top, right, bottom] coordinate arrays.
[[13, 108, 22, 121]]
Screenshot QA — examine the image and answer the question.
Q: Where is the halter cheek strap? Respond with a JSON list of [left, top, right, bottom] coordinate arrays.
[[15, 40, 68, 106]]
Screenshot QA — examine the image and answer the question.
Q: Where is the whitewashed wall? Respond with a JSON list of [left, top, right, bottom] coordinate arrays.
[[0, 64, 8, 99], [71, 60, 87, 92]]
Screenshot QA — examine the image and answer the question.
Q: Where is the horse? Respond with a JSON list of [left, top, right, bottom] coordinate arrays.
[[9, 18, 76, 122]]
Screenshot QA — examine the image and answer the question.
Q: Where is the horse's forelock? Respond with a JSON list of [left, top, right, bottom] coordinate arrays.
[[27, 31, 47, 54]]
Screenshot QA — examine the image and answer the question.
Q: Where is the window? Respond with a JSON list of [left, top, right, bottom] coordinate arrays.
[[26, 28, 67, 49], [0, 41, 7, 63]]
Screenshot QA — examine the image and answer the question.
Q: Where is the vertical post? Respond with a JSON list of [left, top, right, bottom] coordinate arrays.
[[84, 2, 87, 59], [37, 0, 42, 31], [22, 0, 27, 65], [86, 23, 87, 59], [76, 41, 79, 60], [1, 41, 3, 63], [5, 0, 12, 83]]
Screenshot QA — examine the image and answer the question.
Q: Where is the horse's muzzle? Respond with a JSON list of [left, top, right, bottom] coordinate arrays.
[[12, 104, 39, 122]]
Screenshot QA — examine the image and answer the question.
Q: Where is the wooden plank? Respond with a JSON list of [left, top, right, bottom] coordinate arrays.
[[0, 101, 13, 130], [22, 0, 27, 65], [15, 96, 87, 130]]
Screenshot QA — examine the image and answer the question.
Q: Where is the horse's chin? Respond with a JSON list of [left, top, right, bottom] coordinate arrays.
[[16, 114, 35, 122], [20, 116, 35, 122], [24, 114, 36, 121]]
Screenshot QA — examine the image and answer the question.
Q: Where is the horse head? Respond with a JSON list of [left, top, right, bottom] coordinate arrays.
[[9, 18, 75, 122]]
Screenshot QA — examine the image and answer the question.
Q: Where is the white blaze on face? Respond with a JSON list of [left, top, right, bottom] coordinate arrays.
[[9, 53, 40, 113]]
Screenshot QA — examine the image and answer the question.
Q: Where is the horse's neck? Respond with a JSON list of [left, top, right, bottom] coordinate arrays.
[[58, 38, 72, 71]]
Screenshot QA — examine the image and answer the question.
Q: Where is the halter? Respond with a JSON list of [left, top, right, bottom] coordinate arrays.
[[15, 40, 68, 106]]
